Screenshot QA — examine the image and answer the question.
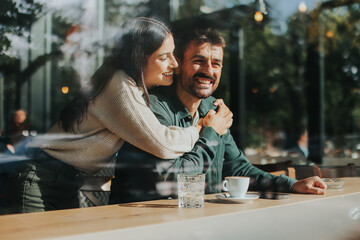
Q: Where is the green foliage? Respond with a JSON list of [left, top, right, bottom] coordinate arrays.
[[321, 5, 360, 141], [0, 0, 43, 73], [178, 0, 204, 18], [244, 21, 307, 145], [0, 0, 42, 54], [105, 0, 149, 24], [243, 2, 360, 148]]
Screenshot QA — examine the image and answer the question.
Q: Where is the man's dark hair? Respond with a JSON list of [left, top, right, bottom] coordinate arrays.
[[173, 27, 226, 61]]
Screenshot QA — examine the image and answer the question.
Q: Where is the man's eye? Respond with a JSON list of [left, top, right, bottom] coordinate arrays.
[[193, 59, 204, 64], [212, 63, 222, 68], [160, 57, 167, 61]]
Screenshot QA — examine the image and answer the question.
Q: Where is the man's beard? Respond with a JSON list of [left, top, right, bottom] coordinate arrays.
[[188, 72, 216, 99], [189, 83, 214, 99]]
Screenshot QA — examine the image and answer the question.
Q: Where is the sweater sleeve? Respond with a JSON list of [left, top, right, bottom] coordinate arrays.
[[92, 71, 199, 159]]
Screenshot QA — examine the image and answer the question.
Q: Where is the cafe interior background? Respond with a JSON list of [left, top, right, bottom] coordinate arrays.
[[0, 0, 359, 210]]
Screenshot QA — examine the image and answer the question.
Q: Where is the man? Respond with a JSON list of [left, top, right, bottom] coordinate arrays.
[[287, 126, 309, 157], [4, 109, 30, 154], [110, 28, 326, 203]]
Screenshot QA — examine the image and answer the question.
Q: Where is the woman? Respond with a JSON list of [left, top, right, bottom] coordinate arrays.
[[8, 17, 232, 213]]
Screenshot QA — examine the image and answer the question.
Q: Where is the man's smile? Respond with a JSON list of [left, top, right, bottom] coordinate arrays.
[[195, 77, 214, 86], [193, 72, 215, 87]]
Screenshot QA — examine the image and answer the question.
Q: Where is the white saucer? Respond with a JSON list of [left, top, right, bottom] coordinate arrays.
[[215, 193, 259, 203]]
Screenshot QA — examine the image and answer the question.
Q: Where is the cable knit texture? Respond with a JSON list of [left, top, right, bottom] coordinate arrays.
[[28, 70, 199, 173]]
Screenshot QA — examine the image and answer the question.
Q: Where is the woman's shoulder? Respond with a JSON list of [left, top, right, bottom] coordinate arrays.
[[111, 70, 136, 87], [93, 70, 145, 107], [107, 70, 144, 94]]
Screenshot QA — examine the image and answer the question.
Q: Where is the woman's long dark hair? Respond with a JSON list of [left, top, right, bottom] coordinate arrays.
[[59, 17, 171, 132]]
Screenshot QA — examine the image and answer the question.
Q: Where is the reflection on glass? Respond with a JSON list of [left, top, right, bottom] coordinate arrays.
[[0, 0, 359, 217]]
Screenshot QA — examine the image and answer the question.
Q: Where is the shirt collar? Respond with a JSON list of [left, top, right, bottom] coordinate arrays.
[[163, 85, 216, 120]]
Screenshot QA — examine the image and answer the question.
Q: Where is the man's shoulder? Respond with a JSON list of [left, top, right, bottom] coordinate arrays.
[[202, 96, 217, 104], [149, 86, 169, 99], [149, 86, 173, 106], [199, 96, 217, 113], [148, 86, 177, 115]]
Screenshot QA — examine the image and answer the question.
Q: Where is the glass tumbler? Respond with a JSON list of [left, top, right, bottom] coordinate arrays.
[[177, 173, 205, 208]]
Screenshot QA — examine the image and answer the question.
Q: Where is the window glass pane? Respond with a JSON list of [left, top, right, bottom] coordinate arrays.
[[173, 1, 360, 166], [1, 0, 359, 217], [322, 5, 360, 162]]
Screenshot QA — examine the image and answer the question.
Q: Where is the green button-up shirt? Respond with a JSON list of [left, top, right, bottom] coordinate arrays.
[[111, 85, 297, 203], [146, 85, 296, 194]]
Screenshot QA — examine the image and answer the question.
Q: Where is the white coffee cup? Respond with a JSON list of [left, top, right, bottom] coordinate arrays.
[[221, 176, 250, 197]]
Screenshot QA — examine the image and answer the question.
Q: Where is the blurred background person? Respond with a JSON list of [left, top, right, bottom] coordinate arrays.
[[264, 124, 287, 157], [4, 109, 30, 155], [0, 129, 7, 153], [287, 126, 309, 157], [324, 140, 335, 157]]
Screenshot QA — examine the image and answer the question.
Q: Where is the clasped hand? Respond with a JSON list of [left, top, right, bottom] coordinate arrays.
[[291, 176, 327, 195], [197, 99, 233, 135]]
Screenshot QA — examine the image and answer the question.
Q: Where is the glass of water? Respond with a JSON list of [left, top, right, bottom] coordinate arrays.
[[177, 173, 205, 208]]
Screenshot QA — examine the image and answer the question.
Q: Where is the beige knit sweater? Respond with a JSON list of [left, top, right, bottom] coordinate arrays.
[[29, 70, 199, 173]]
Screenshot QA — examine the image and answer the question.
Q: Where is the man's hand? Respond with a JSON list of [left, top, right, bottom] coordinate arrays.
[[291, 176, 327, 195], [203, 99, 233, 135]]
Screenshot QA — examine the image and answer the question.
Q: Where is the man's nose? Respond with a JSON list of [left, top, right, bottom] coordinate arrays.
[[201, 60, 214, 76]]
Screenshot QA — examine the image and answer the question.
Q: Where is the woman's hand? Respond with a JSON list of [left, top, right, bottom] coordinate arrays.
[[203, 99, 233, 135], [213, 98, 225, 107]]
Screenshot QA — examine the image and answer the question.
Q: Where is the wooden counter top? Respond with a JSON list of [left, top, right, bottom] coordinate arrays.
[[1, 178, 359, 240]]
